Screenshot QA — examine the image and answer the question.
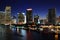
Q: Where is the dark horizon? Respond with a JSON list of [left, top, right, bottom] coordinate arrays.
[[0, 0, 60, 19]]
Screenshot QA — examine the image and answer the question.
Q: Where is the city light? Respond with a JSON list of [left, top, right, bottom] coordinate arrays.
[[27, 8, 32, 11], [22, 13, 25, 15], [17, 13, 19, 14], [38, 19, 40, 24], [12, 19, 16, 24], [0, 0, 60, 40], [24, 15, 26, 24], [22, 13, 26, 24]]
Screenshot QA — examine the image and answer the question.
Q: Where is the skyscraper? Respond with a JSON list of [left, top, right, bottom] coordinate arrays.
[[5, 6, 11, 24], [26, 8, 33, 24], [34, 15, 39, 24], [18, 12, 24, 24], [0, 11, 5, 24], [48, 8, 56, 25]]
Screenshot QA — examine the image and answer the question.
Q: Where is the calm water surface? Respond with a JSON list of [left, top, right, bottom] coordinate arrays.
[[0, 25, 56, 40]]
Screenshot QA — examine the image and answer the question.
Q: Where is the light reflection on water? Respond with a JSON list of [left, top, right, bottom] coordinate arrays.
[[20, 29, 27, 40], [0, 25, 56, 40], [11, 26, 27, 40], [0, 26, 6, 40], [21, 29, 26, 36]]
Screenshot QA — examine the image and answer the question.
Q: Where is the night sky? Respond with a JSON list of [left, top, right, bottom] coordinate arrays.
[[0, 0, 60, 19]]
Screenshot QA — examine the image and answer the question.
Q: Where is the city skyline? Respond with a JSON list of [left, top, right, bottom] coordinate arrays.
[[0, 0, 60, 19]]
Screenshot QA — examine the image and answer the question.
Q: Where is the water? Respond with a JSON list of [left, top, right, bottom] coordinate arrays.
[[0, 25, 55, 40], [0, 25, 6, 40]]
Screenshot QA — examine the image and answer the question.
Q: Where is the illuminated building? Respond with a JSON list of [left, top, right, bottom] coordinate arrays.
[[22, 13, 26, 24], [48, 8, 56, 25], [5, 6, 11, 24], [56, 16, 60, 25], [40, 18, 48, 25], [26, 8, 33, 24], [18, 12, 24, 24], [34, 15, 39, 24], [40, 19, 45, 24], [11, 16, 16, 24], [0, 11, 5, 24]]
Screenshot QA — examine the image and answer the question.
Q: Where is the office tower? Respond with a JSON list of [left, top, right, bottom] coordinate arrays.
[[34, 15, 39, 24], [5, 6, 11, 24], [18, 12, 24, 24], [26, 8, 33, 24], [0, 11, 5, 24], [48, 8, 56, 25]]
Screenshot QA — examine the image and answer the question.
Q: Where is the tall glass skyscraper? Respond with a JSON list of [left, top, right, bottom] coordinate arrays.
[[48, 8, 56, 25], [26, 8, 33, 24]]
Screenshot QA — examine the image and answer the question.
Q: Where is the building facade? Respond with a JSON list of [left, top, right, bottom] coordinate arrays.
[[5, 6, 11, 24], [56, 16, 60, 25], [11, 16, 16, 24], [18, 12, 24, 24], [48, 8, 56, 25], [34, 15, 39, 24], [0, 11, 5, 24], [26, 8, 33, 24]]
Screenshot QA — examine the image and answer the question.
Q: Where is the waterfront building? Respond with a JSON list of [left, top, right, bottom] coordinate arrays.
[[56, 16, 60, 25], [26, 8, 33, 24], [5, 6, 11, 24], [34, 15, 39, 24], [48, 8, 56, 25], [18, 12, 24, 24], [11, 16, 16, 24], [0, 11, 5, 24]]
